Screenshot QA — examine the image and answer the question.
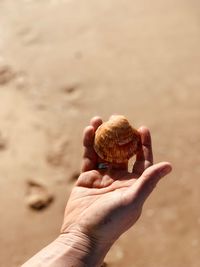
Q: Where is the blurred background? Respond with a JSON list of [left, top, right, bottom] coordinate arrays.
[[0, 0, 200, 266]]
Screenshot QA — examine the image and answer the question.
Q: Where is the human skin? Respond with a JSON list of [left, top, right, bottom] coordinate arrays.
[[22, 116, 172, 267]]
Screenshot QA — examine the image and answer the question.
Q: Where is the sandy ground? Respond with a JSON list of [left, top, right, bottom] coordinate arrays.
[[0, 0, 200, 266]]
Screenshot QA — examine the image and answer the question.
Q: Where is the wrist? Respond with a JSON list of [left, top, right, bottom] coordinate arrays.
[[57, 230, 112, 267], [22, 231, 111, 267]]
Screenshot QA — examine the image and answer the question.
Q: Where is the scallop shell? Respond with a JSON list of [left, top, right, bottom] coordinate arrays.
[[94, 115, 140, 164]]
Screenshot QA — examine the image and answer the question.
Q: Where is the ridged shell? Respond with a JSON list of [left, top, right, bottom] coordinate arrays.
[[94, 115, 140, 163]]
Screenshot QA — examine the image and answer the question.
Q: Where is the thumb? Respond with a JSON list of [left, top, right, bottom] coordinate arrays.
[[128, 162, 172, 206]]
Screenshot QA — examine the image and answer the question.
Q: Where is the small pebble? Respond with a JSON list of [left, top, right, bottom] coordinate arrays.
[[26, 193, 53, 210], [26, 180, 54, 210]]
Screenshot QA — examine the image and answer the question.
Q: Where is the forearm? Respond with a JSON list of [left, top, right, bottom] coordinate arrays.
[[22, 232, 111, 267]]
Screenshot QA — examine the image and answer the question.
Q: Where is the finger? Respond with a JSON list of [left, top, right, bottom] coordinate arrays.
[[132, 126, 153, 175], [127, 162, 172, 206], [81, 117, 103, 172], [76, 171, 102, 188], [81, 126, 97, 172], [90, 116, 103, 130]]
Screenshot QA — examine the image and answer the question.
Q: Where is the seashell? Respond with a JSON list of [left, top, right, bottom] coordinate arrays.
[[94, 115, 140, 164]]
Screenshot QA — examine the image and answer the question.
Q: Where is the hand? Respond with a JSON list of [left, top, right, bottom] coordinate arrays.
[[60, 116, 172, 264], [22, 116, 172, 267]]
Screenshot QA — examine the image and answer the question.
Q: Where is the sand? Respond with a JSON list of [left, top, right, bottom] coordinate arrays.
[[0, 0, 200, 266]]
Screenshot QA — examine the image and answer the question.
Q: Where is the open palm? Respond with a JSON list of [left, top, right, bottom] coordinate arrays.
[[61, 117, 172, 247]]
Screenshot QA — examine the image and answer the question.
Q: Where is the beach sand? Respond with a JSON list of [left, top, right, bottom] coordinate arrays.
[[0, 0, 200, 266]]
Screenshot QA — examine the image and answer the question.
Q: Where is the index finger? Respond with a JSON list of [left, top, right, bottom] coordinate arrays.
[[81, 117, 102, 172]]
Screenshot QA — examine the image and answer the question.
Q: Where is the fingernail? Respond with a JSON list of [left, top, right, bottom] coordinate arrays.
[[162, 165, 172, 176]]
